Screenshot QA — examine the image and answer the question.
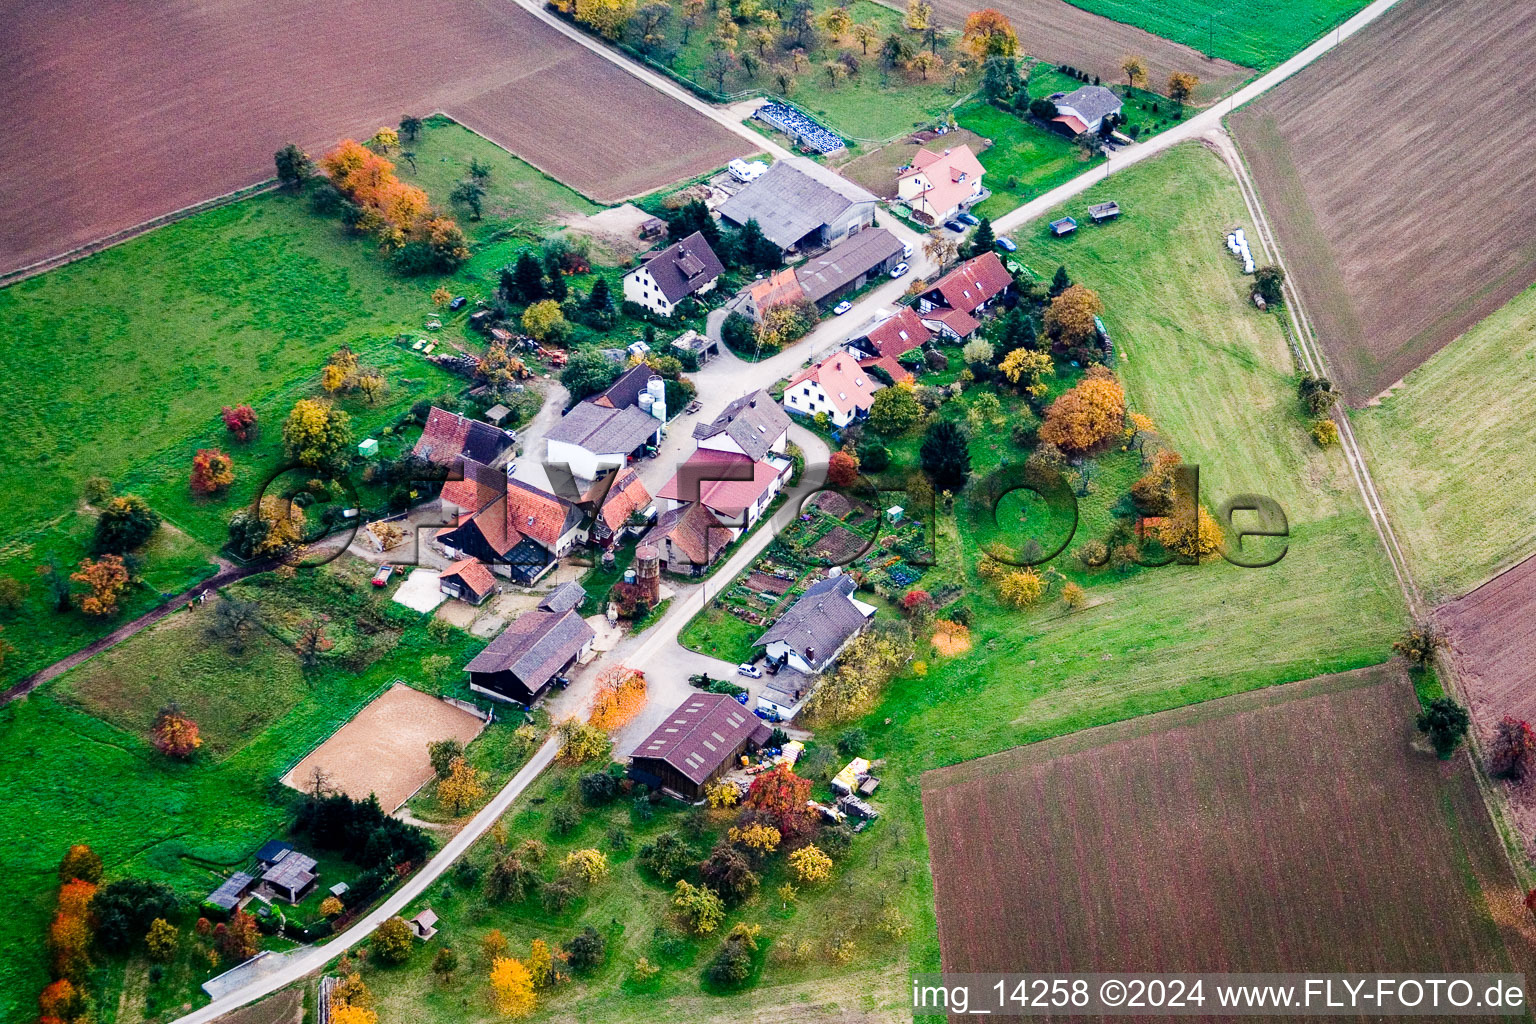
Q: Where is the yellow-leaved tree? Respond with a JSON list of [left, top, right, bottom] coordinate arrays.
[[575, 0, 636, 38], [788, 844, 832, 884], [998, 569, 1046, 608], [1039, 369, 1126, 454], [1162, 504, 1224, 562], [1043, 285, 1104, 348], [438, 756, 485, 815], [490, 956, 536, 1017]]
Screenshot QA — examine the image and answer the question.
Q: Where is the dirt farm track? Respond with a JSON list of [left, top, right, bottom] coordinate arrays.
[[0, 0, 748, 276], [1231, 0, 1536, 403], [922, 666, 1536, 1003]]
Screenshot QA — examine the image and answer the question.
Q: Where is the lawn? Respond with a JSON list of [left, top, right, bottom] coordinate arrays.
[[0, 116, 604, 687], [1348, 281, 1536, 600], [1056, 0, 1371, 70], [956, 102, 1093, 220], [0, 560, 494, 1022], [678, 603, 766, 665]]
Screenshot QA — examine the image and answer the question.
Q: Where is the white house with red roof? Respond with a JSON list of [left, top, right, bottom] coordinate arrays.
[[782, 351, 882, 428], [916, 251, 1014, 340], [846, 307, 933, 383], [897, 145, 986, 226], [1047, 85, 1122, 137], [655, 449, 791, 533]]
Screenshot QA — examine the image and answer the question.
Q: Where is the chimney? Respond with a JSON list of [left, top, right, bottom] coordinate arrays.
[[806, 646, 816, 664]]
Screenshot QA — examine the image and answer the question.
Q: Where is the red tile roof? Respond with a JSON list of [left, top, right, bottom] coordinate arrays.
[[589, 468, 653, 533], [1052, 114, 1089, 136], [657, 449, 786, 516], [927, 251, 1013, 314], [504, 477, 581, 549], [922, 305, 982, 338], [786, 352, 880, 416], [645, 501, 732, 567], [413, 406, 513, 468], [748, 268, 804, 311], [440, 557, 497, 599], [862, 307, 932, 359], [441, 460, 505, 515], [441, 500, 523, 557], [899, 144, 985, 217], [858, 354, 914, 383]]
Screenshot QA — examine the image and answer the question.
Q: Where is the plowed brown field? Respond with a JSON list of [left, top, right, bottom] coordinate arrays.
[[1231, 0, 1536, 403], [0, 0, 747, 275], [925, 0, 1250, 102], [922, 665, 1536, 1004], [1438, 552, 1536, 856]]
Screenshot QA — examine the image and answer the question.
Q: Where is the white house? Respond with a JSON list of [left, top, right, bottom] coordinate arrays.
[[896, 145, 985, 226], [692, 390, 790, 461], [782, 351, 881, 428], [655, 449, 792, 533], [621, 231, 725, 317], [544, 401, 662, 483], [753, 575, 876, 675], [1048, 84, 1122, 136]]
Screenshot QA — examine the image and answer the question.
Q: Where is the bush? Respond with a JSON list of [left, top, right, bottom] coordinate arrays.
[[638, 832, 693, 882], [565, 926, 607, 971], [1416, 697, 1470, 759], [836, 729, 866, 757], [93, 878, 183, 952], [550, 803, 581, 835], [580, 770, 622, 805], [705, 924, 759, 987], [541, 877, 578, 914]]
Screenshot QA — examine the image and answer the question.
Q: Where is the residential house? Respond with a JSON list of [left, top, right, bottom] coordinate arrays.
[[580, 466, 654, 548], [756, 668, 817, 722], [436, 478, 584, 585], [464, 607, 596, 705], [1048, 84, 1122, 136], [896, 145, 986, 225], [588, 363, 661, 411], [412, 406, 515, 470], [655, 448, 792, 532], [793, 227, 905, 310], [622, 231, 725, 317], [741, 268, 804, 323], [627, 692, 773, 801], [693, 390, 790, 461], [916, 251, 1014, 340], [545, 401, 662, 483], [716, 158, 878, 255], [258, 849, 318, 904], [439, 557, 497, 605], [782, 351, 881, 428], [440, 459, 507, 519], [846, 306, 933, 383], [753, 574, 876, 674], [642, 501, 733, 575]]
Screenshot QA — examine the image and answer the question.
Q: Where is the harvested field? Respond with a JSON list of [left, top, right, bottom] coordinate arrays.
[[281, 683, 487, 811], [922, 665, 1536, 992], [0, 0, 747, 275], [1437, 552, 1536, 857], [1231, 0, 1536, 403], [925, 0, 1250, 102]]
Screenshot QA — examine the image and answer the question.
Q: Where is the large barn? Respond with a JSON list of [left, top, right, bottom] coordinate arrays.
[[628, 692, 772, 801]]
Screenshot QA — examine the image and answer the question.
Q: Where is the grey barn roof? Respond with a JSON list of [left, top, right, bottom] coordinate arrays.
[[546, 401, 659, 455], [794, 227, 904, 305], [691, 389, 790, 461], [716, 159, 877, 250], [631, 692, 770, 785], [539, 580, 588, 613], [207, 872, 254, 911], [1051, 85, 1122, 125], [636, 231, 725, 304], [464, 608, 595, 689], [262, 851, 317, 892], [754, 575, 870, 671]]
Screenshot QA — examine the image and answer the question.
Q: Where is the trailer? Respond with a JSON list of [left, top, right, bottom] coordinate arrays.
[[1049, 216, 1078, 237], [1087, 201, 1121, 223]]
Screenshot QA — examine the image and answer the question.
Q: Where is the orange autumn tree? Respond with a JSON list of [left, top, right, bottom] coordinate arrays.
[[588, 665, 647, 731], [742, 764, 815, 841], [320, 140, 467, 271], [190, 448, 235, 495], [71, 554, 129, 616], [152, 703, 203, 758], [961, 9, 1018, 58], [1039, 368, 1126, 454]]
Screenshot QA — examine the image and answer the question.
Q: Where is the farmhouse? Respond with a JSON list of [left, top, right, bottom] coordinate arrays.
[[413, 406, 516, 470], [716, 158, 878, 255], [692, 389, 790, 460], [464, 607, 596, 705], [793, 227, 906, 310], [440, 459, 509, 519], [897, 145, 986, 226], [436, 478, 584, 585], [579, 466, 654, 548], [846, 307, 933, 383], [1047, 84, 1122, 136], [622, 231, 724, 317], [438, 557, 497, 605], [588, 363, 661, 411], [545, 400, 662, 483], [258, 849, 318, 904], [656, 448, 792, 532], [916, 251, 1014, 340], [783, 351, 881, 428], [741, 268, 805, 323], [754, 574, 875, 674], [642, 500, 733, 575], [627, 692, 773, 801]]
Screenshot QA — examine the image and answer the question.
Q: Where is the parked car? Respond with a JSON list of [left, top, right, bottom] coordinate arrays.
[[833, 301, 852, 315], [957, 212, 980, 226], [943, 219, 965, 233], [902, 241, 913, 258], [371, 565, 395, 587], [995, 236, 1017, 252], [737, 663, 763, 678], [889, 262, 909, 279]]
